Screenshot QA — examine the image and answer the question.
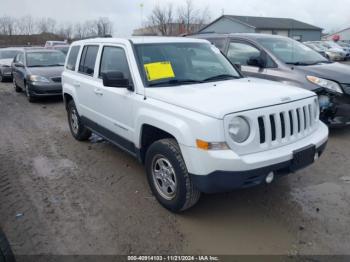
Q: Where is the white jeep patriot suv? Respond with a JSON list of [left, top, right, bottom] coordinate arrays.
[[62, 37, 329, 212]]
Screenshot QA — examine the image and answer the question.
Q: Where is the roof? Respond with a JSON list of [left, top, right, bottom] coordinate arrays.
[[192, 32, 292, 40], [72, 37, 209, 45], [199, 15, 322, 32]]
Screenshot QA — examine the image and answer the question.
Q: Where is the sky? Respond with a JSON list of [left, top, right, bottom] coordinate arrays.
[[1, 0, 349, 36]]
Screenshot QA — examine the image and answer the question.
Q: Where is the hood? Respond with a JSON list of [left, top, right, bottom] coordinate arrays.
[[295, 62, 350, 84], [27, 66, 64, 78], [145, 78, 315, 119], [0, 59, 13, 66]]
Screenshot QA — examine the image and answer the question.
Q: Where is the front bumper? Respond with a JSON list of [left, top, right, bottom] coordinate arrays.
[[321, 93, 350, 127], [28, 81, 62, 97], [191, 141, 327, 193], [180, 122, 328, 193]]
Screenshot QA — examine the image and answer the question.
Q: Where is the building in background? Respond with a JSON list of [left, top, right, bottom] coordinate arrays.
[[323, 28, 350, 42], [195, 15, 322, 42], [133, 23, 204, 36]]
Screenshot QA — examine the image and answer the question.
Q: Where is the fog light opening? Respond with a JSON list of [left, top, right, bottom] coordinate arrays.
[[266, 172, 274, 184]]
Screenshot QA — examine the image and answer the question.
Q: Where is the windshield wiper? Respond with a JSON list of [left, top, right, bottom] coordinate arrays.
[[46, 64, 64, 67], [148, 79, 203, 87], [286, 62, 313, 66], [28, 65, 47, 67], [203, 74, 238, 82]]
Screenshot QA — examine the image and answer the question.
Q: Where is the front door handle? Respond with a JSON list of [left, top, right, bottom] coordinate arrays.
[[94, 88, 103, 96], [73, 82, 80, 88]]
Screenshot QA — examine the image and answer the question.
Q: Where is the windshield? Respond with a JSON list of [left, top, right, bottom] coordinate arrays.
[[135, 42, 240, 87], [0, 50, 21, 59], [258, 37, 328, 65], [26, 51, 65, 67]]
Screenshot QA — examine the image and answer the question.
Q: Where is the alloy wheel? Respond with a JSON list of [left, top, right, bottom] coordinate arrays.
[[151, 155, 177, 200]]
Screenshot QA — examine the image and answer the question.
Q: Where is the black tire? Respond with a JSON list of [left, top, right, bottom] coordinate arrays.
[[67, 100, 91, 141], [0, 73, 4, 83], [145, 138, 201, 212], [13, 78, 21, 93], [0, 228, 16, 262], [24, 83, 35, 103]]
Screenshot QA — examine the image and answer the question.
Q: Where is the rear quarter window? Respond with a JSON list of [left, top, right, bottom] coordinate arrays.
[[78, 45, 99, 76], [66, 46, 80, 71]]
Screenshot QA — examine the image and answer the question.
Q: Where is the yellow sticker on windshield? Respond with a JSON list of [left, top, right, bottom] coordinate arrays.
[[144, 61, 175, 81]]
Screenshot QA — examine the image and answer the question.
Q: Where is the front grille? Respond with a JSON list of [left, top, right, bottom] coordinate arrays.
[[258, 102, 317, 145], [51, 77, 62, 83], [225, 97, 319, 156]]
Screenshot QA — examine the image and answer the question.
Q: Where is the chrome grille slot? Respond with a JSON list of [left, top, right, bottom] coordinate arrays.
[[280, 113, 286, 138], [258, 117, 265, 144], [269, 114, 276, 141], [288, 110, 294, 135]]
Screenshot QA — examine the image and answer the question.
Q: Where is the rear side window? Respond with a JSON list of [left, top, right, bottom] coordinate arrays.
[[99, 46, 131, 80], [78, 45, 99, 76], [66, 46, 80, 70]]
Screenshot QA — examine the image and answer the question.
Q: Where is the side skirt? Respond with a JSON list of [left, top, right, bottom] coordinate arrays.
[[81, 116, 142, 161]]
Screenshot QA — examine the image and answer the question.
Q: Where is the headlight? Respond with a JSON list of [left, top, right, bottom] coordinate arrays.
[[29, 75, 50, 83], [228, 116, 250, 143], [306, 76, 343, 94]]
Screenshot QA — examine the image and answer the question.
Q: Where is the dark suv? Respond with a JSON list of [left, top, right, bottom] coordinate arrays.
[[11, 48, 65, 102], [191, 33, 350, 127]]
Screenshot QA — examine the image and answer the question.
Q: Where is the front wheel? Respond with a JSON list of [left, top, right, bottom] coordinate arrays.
[[13, 77, 22, 92], [67, 100, 91, 141], [25, 83, 35, 103], [145, 139, 201, 212]]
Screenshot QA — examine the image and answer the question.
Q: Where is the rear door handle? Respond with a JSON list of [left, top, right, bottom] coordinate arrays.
[[73, 82, 80, 87], [94, 88, 103, 96]]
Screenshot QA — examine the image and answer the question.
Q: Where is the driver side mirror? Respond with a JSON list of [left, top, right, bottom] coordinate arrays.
[[247, 56, 266, 68], [14, 62, 24, 68], [101, 71, 133, 91]]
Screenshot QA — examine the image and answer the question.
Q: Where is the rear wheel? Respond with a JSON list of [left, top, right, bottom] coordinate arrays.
[[67, 100, 91, 141], [0, 72, 4, 82], [145, 138, 201, 212]]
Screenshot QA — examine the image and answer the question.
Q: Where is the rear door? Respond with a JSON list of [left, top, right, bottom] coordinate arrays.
[[75, 45, 101, 122]]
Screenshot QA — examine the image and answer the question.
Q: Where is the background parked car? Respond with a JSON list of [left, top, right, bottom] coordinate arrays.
[[44, 40, 68, 48], [46, 44, 70, 55], [11, 48, 65, 102], [336, 41, 350, 59], [303, 42, 327, 58], [0, 48, 22, 82], [191, 33, 350, 126], [318, 41, 347, 61]]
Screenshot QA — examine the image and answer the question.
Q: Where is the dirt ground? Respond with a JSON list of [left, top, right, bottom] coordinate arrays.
[[0, 81, 350, 256]]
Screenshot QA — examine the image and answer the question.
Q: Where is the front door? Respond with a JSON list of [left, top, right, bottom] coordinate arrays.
[[93, 45, 136, 144]]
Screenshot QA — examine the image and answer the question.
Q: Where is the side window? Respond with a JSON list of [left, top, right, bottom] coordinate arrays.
[[16, 53, 24, 64], [227, 42, 261, 66], [78, 45, 99, 76], [14, 54, 20, 62], [99, 46, 131, 81], [66, 46, 80, 71], [208, 38, 226, 51]]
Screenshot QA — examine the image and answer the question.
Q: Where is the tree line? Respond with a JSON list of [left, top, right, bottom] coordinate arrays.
[[146, 0, 211, 35], [0, 15, 113, 39]]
